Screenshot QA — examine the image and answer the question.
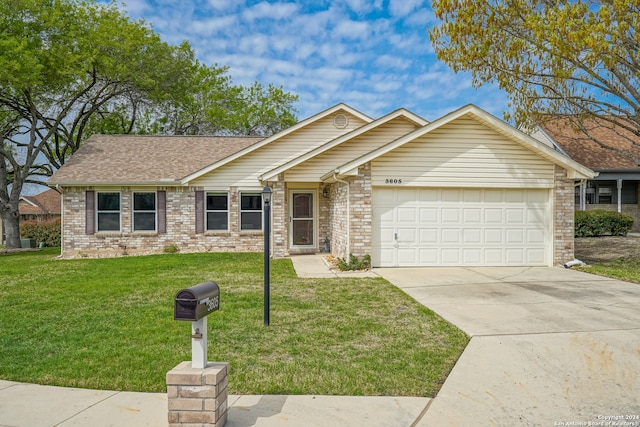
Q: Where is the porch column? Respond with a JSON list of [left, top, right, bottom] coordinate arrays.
[[270, 180, 287, 258], [617, 179, 623, 213]]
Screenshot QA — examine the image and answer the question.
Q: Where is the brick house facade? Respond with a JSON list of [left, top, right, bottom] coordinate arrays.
[[50, 104, 594, 266]]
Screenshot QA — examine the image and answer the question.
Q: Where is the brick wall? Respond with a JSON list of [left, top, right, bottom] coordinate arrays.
[[60, 186, 263, 258], [326, 162, 373, 260], [554, 166, 575, 265], [349, 163, 372, 258]]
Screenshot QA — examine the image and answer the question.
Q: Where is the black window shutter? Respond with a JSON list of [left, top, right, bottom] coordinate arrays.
[[157, 191, 166, 234], [86, 190, 95, 235], [195, 191, 204, 234]]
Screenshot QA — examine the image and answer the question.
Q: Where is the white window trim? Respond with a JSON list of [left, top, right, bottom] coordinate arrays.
[[240, 192, 263, 231], [206, 192, 229, 231], [96, 191, 121, 232], [132, 191, 157, 232]]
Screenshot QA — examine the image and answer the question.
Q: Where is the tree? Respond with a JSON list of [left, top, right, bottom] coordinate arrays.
[[0, 0, 197, 248], [429, 1, 640, 139], [0, 0, 298, 249]]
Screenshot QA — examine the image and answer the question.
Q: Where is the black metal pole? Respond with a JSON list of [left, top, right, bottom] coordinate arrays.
[[264, 199, 271, 326]]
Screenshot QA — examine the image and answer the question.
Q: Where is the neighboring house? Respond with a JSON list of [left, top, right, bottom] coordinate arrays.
[[537, 118, 640, 230], [48, 103, 595, 267], [1, 189, 61, 244], [19, 188, 62, 223]]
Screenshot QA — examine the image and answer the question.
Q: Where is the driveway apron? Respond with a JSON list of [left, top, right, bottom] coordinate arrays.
[[376, 267, 640, 426]]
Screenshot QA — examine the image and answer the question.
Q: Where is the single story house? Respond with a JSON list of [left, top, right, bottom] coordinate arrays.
[[536, 118, 640, 230], [48, 103, 595, 267]]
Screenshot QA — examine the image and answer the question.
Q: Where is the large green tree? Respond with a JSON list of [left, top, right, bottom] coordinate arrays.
[[429, 1, 640, 136], [0, 0, 298, 249]]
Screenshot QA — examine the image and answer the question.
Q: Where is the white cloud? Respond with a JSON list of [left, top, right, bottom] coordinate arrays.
[[207, 0, 244, 12], [375, 54, 412, 70], [242, 2, 300, 21], [333, 19, 370, 40], [388, 0, 426, 18]]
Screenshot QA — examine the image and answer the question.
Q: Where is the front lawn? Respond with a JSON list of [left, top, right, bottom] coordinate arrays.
[[575, 236, 640, 284], [0, 249, 468, 396]]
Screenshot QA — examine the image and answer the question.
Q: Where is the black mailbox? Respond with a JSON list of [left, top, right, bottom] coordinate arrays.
[[174, 282, 220, 321]]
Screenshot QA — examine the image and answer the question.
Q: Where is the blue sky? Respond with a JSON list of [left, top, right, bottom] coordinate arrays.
[[117, 0, 511, 122]]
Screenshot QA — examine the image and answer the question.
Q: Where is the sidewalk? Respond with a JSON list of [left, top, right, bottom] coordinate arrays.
[[0, 380, 429, 427], [0, 256, 427, 427]]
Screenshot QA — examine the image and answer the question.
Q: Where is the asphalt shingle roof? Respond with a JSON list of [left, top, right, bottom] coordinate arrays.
[[20, 189, 61, 215], [48, 135, 264, 185], [541, 118, 640, 170]]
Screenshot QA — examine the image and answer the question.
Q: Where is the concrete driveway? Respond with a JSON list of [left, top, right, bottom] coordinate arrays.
[[376, 267, 640, 426]]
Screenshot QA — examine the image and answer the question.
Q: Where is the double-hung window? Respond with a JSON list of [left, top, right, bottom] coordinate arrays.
[[133, 192, 156, 231], [97, 192, 120, 231], [240, 193, 262, 230], [206, 193, 228, 231]]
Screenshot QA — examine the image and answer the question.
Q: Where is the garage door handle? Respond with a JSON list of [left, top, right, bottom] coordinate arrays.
[[394, 233, 398, 241]]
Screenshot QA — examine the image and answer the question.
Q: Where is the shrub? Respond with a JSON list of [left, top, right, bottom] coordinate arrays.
[[19, 219, 61, 247], [575, 210, 634, 237], [337, 254, 371, 271], [163, 243, 180, 254]]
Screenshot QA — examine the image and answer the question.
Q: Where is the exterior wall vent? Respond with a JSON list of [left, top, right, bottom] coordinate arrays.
[[333, 114, 348, 129]]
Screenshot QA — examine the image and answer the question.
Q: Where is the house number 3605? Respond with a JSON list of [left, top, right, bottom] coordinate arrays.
[[385, 178, 402, 184]]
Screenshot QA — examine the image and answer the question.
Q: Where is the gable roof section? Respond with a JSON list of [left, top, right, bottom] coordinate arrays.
[[181, 103, 372, 184], [321, 104, 596, 181], [539, 118, 640, 170], [19, 189, 61, 215], [258, 108, 428, 181], [48, 135, 264, 186]]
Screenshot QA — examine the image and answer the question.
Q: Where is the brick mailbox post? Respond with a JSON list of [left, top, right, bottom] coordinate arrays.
[[168, 282, 229, 427]]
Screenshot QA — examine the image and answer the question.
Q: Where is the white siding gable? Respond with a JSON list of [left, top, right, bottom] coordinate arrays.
[[285, 117, 420, 182], [192, 111, 368, 189], [372, 117, 555, 188]]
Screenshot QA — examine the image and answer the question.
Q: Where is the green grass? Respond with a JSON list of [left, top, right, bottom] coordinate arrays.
[[0, 249, 468, 396], [577, 256, 640, 284]]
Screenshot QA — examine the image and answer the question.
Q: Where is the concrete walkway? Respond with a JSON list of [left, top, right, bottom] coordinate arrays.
[[376, 266, 640, 426], [0, 380, 428, 427]]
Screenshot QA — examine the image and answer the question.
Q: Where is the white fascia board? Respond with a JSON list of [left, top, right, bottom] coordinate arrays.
[[181, 103, 373, 184], [259, 108, 428, 181]]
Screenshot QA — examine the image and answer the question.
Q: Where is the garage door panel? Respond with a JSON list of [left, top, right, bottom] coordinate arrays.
[[485, 209, 503, 223], [506, 249, 525, 264], [463, 228, 482, 243], [373, 187, 550, 267], [506, 229, 525, 244], [528, 229, 545, 243], [463, 208, 482, 223], [485, 249, 504, 264], [441, 228, 461, 243], [419, 207, 438, 222], [419, 228, 438, 243], [441, 208, 460, 222], [484, 229, 503, 243], [397, 227, 418, 244], [506, 209, 525, 224]]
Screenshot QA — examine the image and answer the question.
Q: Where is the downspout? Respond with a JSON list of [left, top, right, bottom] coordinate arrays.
[[333, 174, 350, 257], [55, 185, 64, 255]]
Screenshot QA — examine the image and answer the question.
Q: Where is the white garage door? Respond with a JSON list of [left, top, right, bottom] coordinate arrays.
[[372, 188, 550, 267]]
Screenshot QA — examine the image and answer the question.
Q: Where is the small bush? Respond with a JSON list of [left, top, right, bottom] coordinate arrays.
[[337, 254, 371, 271], [163, 243, 180, 254], [575, 210, 634, 237], [19, 219, 61, 247]]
